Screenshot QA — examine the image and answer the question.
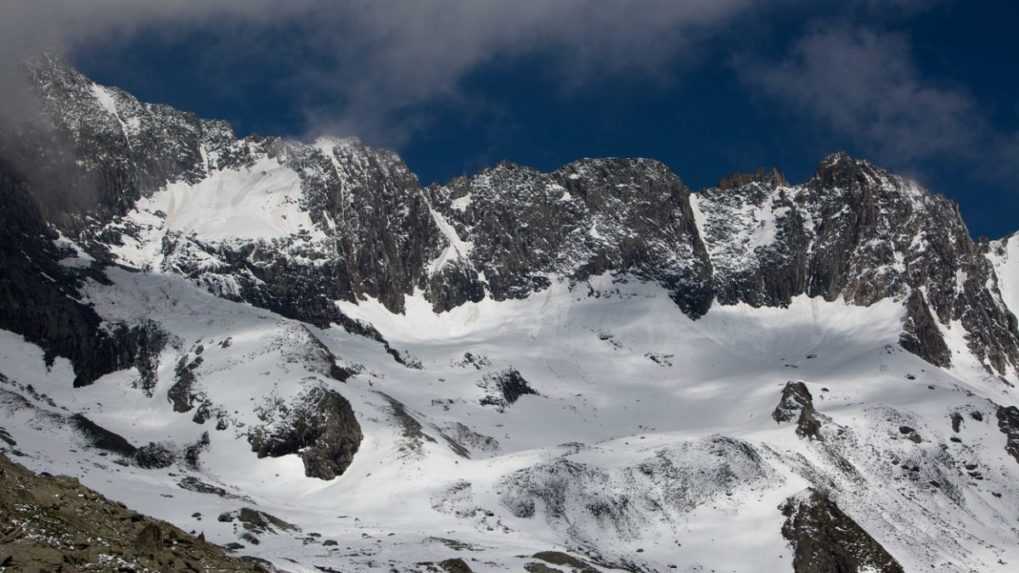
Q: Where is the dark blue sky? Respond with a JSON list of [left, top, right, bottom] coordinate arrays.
[[70, 1, 1017, 238]]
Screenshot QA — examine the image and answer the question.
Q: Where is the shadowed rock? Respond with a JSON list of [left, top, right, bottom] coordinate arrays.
[[248, 386, 362, 480], [134, 442, 175, 469], [479, 368, 538, 410], [773, 382, 824, 439], [996, 405, 1019, 464], [781, 488, 904, 573], [900, 291, 952, 368], [69, 414, 136, 458], [0, 452, 266, 572]]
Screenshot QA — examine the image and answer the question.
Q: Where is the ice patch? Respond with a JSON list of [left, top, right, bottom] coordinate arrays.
[[91, 83, 119, 117], [131, 157, 319, 242], [451, 194, 473, 212]]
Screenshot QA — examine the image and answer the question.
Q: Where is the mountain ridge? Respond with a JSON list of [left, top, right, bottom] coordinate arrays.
[[1, 55, 1019, 572], [4, 54, 1018, 389]]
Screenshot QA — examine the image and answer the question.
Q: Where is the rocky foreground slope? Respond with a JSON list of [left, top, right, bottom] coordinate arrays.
[[0, 55, 1017, 572], [0, 452, 267, 572]]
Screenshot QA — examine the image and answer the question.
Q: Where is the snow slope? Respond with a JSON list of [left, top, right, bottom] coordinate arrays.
[[5, 56, 1019, 572], [132, 156, 318, 242], [3, 261, 1019, 572], [990, 233, 1019, 319]]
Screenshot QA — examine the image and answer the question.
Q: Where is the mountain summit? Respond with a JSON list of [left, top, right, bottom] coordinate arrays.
[[0, 57, 1018, 572]]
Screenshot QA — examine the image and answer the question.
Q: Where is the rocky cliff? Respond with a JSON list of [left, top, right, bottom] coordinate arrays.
[[1, 55, 1018, 573]]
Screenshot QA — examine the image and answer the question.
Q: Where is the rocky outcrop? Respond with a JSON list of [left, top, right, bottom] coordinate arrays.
[[247, 386, 362, 480], [772, 381, 824, 439], [0, 453, 266, 572], [124, 320, 170, 395], [0, 159, 157, 388], [69, 414, 137, 458], [479, 368, 539, 410], [529, 551, 598, 573], [431, 158, 714, 317], [780, 488, 904, 573], [24, 54, 237, 225], [438, 558, 475, 573], [996, 405, 1019, 464], [297, 138, 444, 314], [168, 352, 201, 413], [899, 290, 952, 368], [134, 442, 176, 469], [220, 507, 298, 536], [8, 58, 1019, 384], [697, 153, 1019, 378]]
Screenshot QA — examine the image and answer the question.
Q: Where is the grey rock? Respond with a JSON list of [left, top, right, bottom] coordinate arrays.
[[996, 405, 1019, 464], [479, 368, 538, 410], [247, 386, 362, 480], [69, 414, 136, 457], [772, 382, 824, 439], [134, 442, 175, 469], [780, 488, 904, 573], [697, 152, 1019, 377], [431, 158, 714, 317]]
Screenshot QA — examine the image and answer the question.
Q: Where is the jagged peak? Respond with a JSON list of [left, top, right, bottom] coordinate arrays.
[[449, 156, 677, 186], [312, 135, 364, 153], [303, 135, 416, 184], [812, 151, 891, 187], [440, 161, 545, 192], [716, 167, 787, 191], [557, 156, 676, 180]]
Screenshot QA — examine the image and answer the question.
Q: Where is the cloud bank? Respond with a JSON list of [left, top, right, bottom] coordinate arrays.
[[0, 0, 1015, 191], [1, 0, 763, 144], [743, 25, 1019, 182]]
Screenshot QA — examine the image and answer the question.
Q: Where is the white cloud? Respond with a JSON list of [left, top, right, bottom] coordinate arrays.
[[743, 26, 1019, 182], [0, 0, 762, 144]]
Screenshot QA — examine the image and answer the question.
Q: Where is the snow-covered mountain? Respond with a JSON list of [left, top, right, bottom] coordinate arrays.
[[1, 55, 1018, 573]]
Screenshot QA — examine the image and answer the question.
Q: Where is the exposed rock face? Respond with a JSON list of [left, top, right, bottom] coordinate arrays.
[[696, 153, 1019, 377], [5, 57, 1019, 385], [168, 352, 201, 413], [25, 54, 236, 224], [996, 405, 1019, 464], [0, 453, 265, 572], [298, 138, 444, 314], [154, 138, 445, 326], [247, 386, 363, 480], [431, 158, 714, 316], [899, 290, 952, 368], [184, 432, 211, 469], [134, 442, 176, 469], [772, 382, 813, 423], [479, 368, 539, 410], [438, 558, 475, 573], [530, 551, 598, 573], [69, 413, 137, 458], [772, 381, 824, 439], [780, 488, 904, 573], [225, 507, 298, 535], [0, 158, 166, 388]]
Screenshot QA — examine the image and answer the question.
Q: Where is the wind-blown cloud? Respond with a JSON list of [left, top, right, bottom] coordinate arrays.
[[0, 0, 762, 145], [0, 1, 309, 122], [742, 26, 1018, 181], [4, 0, 1013, 182]]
